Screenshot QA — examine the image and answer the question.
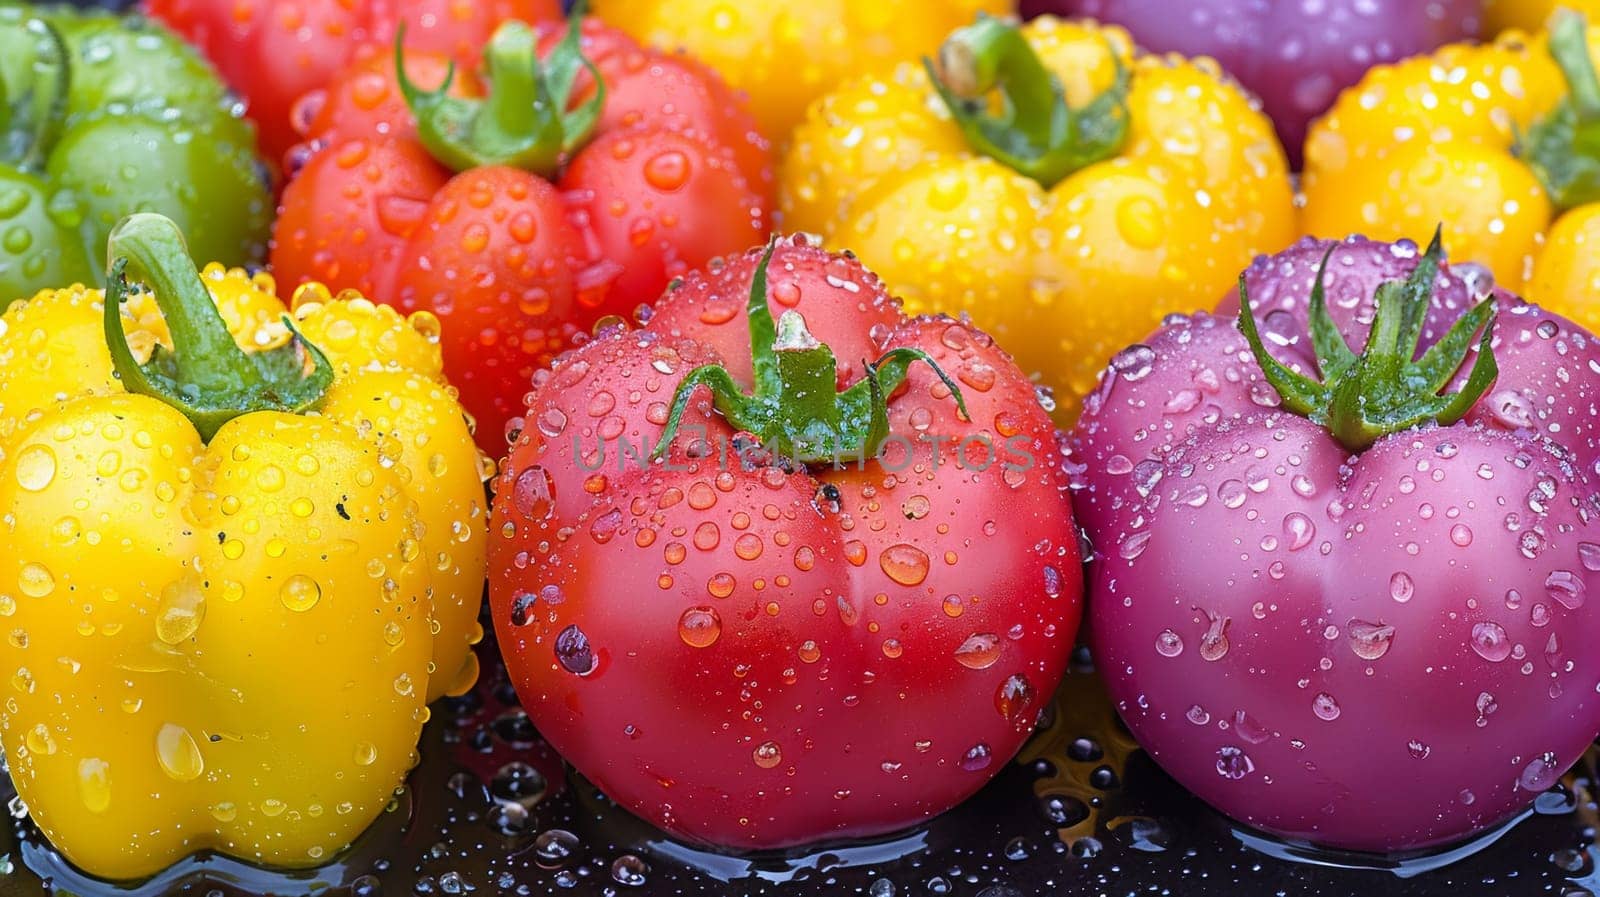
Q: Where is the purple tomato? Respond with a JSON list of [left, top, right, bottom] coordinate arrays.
[[1070, 234, 1600, 852]]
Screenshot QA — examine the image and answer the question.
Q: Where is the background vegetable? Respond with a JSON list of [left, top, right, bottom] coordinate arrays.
[[1484, 0, 1600, 35], [0, 5, 269, 306], [1301, 12, 1600, 332], [270, 15, 773, 455], [1071, 233, 1600, 852], [591, 0, 1006, 139], [490, 236, 1081, 851], [0, 214, 487, 877], [1022, 0, 1482, 168], [143, 0, 561, 168], [781, 15, 1295, 422]]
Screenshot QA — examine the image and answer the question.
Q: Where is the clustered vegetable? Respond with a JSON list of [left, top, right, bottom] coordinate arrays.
[[781, 15, 1295, 420], [0, 0, 1597, 886]]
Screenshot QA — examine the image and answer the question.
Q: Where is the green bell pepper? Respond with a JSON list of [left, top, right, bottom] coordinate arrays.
[[0, 6, 270, 305]]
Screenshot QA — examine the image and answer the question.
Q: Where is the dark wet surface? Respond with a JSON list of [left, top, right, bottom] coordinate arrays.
[[3, 642, 1599, 897]]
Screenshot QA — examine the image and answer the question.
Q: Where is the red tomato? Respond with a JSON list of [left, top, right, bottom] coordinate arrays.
[[270, 16, 773, 454], [488, 237, 1082, 849], [144, 0, 560, 167]]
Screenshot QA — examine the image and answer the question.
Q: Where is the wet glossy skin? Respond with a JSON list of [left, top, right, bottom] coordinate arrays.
[[489, 237, 1082, 851], [1071, 235, 1600, 852], [1027, 0, 1482, 168], [144, 0, 562, 165], [780, 17, 1296, 424], [269, 16, 774, 456]]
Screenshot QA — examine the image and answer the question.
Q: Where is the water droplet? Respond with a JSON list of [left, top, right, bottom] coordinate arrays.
[[879, 544, 929, 586], [1519, 752, 1561, 791], [1197, 610, 1230, 661], [1348, 620, 1395, 660], [1119, 530, 1153, 561], [77, 758, 110, 813], [13, 445, 56, 492], [954, 633, 1001, 670], [512, 465, 557, 520], [643, 151, 690, 191], [1216, 745, 1255, 779], [1312, 692, 1341, 721], [1470, 621, 1511, 662], [1546, 570, 1586, 609], [611, 854, 650, 887], [752, 741, 782, 769], [1110, 345, 1156, 382], [555, 624, 597, 675], [1233, 711, 1270, 744], [155, 578, 205, 644], [155, 723, 204, 781], [677, 606, 722, 648], [1154, 629, 1184, 657], [1282, 513, 1316, 551], [960, 742, 993, 771], [354, 742, 377, 766], [279, 574, 321, 612], [1389, 571, 1414, 603], [17, 563, 53, 598], [533, 829, 580, 868], [995, 674, 1035, 724]]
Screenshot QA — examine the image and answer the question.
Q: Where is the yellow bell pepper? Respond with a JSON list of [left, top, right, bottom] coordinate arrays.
[[0, 214, 488, 878], [591, 0, 1007, 140], [780, 15, 1296, 420], [1302, 11, 1600, 329]]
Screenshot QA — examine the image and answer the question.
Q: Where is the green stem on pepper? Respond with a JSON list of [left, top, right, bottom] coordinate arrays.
[[1519, 9, 1600, 209], [654, 243, 969, 465], [103, 213, 333, 441], [1237, 229, 1499, 452], [925, 14, 1129, 189], [396, 4, 602, 177]]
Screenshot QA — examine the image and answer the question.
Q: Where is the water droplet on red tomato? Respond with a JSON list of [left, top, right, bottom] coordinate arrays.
[[752, 741, 782, 769], [960, 743, 993, 771], [643, 151, 691, 191], [677, 606, 721, 648], [995, 674, 1034, 724], [954, 633, 1000, 670], [555, 625, 596, 675], [376, 194, 429, 237], [511, 466, 557, 520], [879, 544, 929, 585]]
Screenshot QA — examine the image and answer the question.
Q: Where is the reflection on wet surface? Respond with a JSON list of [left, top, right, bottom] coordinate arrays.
[[3, 644, 1599, 897]]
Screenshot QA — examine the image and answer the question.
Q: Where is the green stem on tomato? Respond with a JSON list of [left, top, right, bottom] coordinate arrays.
[[1237, 229, 1499, 452], [397, 5, 603, 177], [0, 18, 70, 171], [103, 213, 333, 441], [925, 15, 1129, 189], [653, 244, 969, 465]]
